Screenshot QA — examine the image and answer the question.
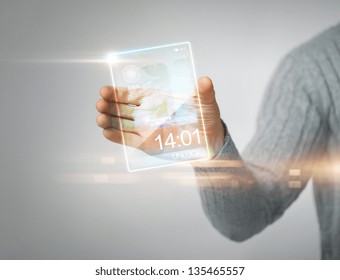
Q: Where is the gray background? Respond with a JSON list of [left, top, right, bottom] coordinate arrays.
[[0, 0, 339, 259]]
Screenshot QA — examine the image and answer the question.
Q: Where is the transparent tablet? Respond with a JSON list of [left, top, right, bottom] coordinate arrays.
[[108, 42, 209, 171]]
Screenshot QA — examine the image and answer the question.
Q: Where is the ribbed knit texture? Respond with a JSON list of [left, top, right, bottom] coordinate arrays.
[[195, 23, 340, 259]]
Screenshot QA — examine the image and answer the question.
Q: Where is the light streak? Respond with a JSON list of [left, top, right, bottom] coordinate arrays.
[[333, 164, 340, 173], [288, 181, 302, 188], [289, 169, 301, 176], [58, 173, 139, 184], [100, 156, 116, 165]]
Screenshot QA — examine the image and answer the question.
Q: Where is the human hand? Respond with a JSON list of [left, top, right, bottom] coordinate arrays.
[[96, 77, 225, 158]]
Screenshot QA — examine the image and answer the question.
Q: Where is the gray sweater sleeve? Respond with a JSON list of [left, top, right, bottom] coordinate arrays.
[[195, 53, 327, 241]]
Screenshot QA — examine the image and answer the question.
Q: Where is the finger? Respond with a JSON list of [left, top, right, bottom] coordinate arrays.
[[100, 86, 149, 105], [99, 86, 115, 101], [96, 99, 136, 120], [97, 114, 137, 133], [103, 128, 143, 148], [196, 77, 222, 133], [197, 76, 216, 105], [112, 103, 136, 120], [103, 127, 122, 144], [96, 114, 112, 129], [96, 98, 110, 113]]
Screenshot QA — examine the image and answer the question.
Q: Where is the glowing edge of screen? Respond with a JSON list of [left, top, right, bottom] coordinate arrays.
[[108, 41, 211, 172]]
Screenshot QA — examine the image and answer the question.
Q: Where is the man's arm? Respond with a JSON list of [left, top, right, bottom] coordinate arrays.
[[194, 53, 327, 241], [95, 47, 327, 242]]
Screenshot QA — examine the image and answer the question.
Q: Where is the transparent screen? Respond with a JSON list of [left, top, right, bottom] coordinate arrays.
[[109, 42, 209, 171]]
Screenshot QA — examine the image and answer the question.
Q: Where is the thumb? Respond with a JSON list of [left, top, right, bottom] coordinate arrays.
[[197, 76, 216, 104], [196, 76, 225, 157]]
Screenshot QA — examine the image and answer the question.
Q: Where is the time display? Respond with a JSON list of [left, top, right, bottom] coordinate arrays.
[[154, 128, 201, 150]]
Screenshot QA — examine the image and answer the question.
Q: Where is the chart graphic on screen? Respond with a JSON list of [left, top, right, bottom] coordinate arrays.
[[108, 42, 209, 171]]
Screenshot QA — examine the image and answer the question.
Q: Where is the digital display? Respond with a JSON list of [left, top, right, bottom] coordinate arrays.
[[108, 42, 209, 171]]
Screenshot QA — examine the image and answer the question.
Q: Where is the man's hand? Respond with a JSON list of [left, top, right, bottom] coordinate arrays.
[[96, 76, 225, 158]]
